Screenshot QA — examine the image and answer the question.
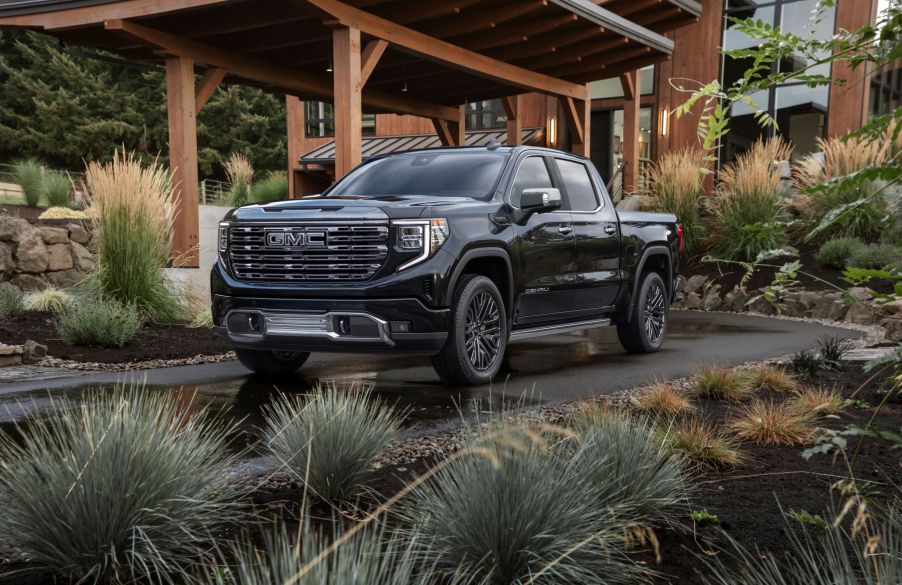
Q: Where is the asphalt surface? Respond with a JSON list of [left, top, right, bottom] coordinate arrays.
[[0, 311, 863, 432]]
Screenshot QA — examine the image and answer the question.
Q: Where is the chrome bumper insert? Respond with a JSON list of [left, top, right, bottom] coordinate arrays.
[[225, 310, 393, 346]]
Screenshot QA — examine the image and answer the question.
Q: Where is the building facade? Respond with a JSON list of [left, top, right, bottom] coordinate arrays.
[[288, 0, 882, 197]]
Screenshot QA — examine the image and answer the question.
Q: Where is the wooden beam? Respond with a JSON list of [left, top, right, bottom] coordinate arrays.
[[0, 0, 232, 29], [380, 0, 485, 25], [165, 56, 200, 268], [504, 95, 522, 146], [550, 45, 651, 78], [432, 118, 454, 146], [619, 71, 636, 101], [561, 96, 585, 147], [302, 0, 588, 99], [195, 67, 227, 111], [570, 52, 670, 83], [461, 13, 577, 51], [419, 0, 548, 39], [487, 25, 602, 62], [333, 26, 362, 178], [103, 19, 459, 121], [621, 69, 640, 193], [519, 35, 629, 70], [360, 39, 388, 85]]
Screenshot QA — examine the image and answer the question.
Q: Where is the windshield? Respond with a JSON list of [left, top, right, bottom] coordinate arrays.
[[327, 152, 509, 199]]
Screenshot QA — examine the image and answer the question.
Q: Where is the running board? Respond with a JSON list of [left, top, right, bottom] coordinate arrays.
[[509, 318, 612, 342]]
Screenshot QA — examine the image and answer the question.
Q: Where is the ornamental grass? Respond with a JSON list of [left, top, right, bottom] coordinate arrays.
[[646, 147, 707, 255]]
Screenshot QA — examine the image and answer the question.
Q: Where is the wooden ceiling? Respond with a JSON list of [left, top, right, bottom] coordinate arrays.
[[0, 0, 701, 110]]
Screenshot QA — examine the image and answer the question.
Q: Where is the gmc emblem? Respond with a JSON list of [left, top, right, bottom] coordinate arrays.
[[264, 229, 327, 248]]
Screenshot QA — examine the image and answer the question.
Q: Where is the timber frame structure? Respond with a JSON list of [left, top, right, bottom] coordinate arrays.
[[0, 0, 699, 267]]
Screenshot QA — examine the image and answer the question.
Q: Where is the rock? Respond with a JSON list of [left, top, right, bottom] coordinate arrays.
[[0, 344, 23, 368], [11, 273, 45, 291], [38, 226, 68, 245], [796, 291, 820, 316], [14, 226, 49, 273], [45, 269, 81, 288], [847, 287, 873, 303], [811, 292, 845, 321], [702, 284, 722, 311], [0, 217, 28, 241], [21, 340, 47, 364], [0, 281, 19, 295], [67, 223, 90, 245], [723, 285, 749, 312], [46, 243, 73, 271], [70, 240, 94, 272], [845, 302, 879, 325], [880, 317, 902, 342], [781, 292, 806, 317], [682, 291, 703, 310], [683, 275, 709, 295], [748, 295, 775, 315], [0, 242, 13, 274]]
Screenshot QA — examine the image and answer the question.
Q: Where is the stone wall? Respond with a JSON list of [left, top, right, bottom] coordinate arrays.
[[0, 217, 95, 292]]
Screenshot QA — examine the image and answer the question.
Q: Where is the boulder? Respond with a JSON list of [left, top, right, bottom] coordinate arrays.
[[723, 285, 749, 312], [0, 281, 19, 295], [44, 269, 81, 288], [702, 284, 722, 311], [46, 243, 74, 271], [747, 295, 775, 315], [845, 302, 879, 325], [38, 226, 69, 245], [11, 273, 45, 291], [14, 226, 49, 273], [0, 217, 28, 241], [880, 317, 902, 342], [683, 275, 709, 296], [70, 240, 95, 272], [0, 242, 13, 274], [21, 340, 47, 364], [811, 292, 846, 321], [67, 223, 90, 245], [682, 292, 703, 310], [847, 287, 873, 303]]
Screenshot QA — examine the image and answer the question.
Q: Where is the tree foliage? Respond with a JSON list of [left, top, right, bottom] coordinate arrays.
[[0, 29, 287, 178]]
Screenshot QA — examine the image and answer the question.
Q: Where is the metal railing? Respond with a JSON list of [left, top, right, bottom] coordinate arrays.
[[606, 161, 625, 203], [200, 178, 233, 205]]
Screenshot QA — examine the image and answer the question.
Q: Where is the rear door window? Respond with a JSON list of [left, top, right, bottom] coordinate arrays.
[[555, 159, 599, 211]]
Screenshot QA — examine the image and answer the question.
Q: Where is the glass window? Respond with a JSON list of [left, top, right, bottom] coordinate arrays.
[[304, 101, 376, 138], [778, 0, 835, 76], [510, 156, 553, 208], [466, 99, 507, 130], [775, 84, 828, 160], [611, 107, 653, 178], [589, 65, 655, 99], [328, 152, 508, 200], [556, 159, 599, 211]]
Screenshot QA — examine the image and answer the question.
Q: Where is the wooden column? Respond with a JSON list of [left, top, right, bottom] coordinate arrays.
[[827, 0, 878, 137], [562, 91, 590, 157], [332, 26, 362, 178], [503, 95, 522, 146], [165, 56, 199, 268], [285, 95, 304, 198], [620, 70, 640, 194]]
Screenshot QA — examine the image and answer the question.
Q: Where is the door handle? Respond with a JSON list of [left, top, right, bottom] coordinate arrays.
[[558, 226, 573, 236], [604, 224, 617, 235]]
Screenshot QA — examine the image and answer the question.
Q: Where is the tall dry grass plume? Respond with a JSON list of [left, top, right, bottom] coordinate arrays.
[[793, 136, 889, 191], [85, 150, 183, 323], [225, 153, 254, 206], [647, 147, 708, 254]]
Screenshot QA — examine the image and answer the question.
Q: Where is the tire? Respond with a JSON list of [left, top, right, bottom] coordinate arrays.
[[235, 348, 310, 375], [617, 271, 668, 353], [432, 274, 508, 386]]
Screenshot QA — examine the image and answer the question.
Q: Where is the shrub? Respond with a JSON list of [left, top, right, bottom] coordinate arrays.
[[634, 380, 695, 415], [750, 364, 799, 393], [54, 298, 142, 348], [261, 384, 401, 503], [790, 387, 846, 417], [847, 242, 902, 271], [730, 400, 816, 446], [401, 424, 652, 585], [251, 171, 289, 203], [225, 153, 254, 207], [647, 148, 707, 255], [38, 206, 88, 220], [23, 286, 74, 313], [0, 385, 242, 584], [85, 150, 183, 323], [12, 158, 45, 206], [694, 364, 755, 400], [662, 418, 745, 470], [817, 336, 852, 369], [707, 138, 792, 261], [791, 349, 826, 378], [0, 287, 24, 320], [814, 237, 866, 269], [43, 171, 72, 208]]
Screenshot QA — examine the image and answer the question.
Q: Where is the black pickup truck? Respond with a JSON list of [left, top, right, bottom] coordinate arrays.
[[212, 146, 682, 385]]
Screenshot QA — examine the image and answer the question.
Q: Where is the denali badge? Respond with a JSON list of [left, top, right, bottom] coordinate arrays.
[[265, 228, 327, 248]]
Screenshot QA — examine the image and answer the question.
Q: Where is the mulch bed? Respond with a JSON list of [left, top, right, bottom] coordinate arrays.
[[0, 204, 46, 222], [0, 311, 231, 363]]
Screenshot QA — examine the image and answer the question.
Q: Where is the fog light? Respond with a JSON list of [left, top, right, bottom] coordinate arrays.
[[248, 313, 262, 332], [390, 321, 411, 333], [335, 316, 351, 336]]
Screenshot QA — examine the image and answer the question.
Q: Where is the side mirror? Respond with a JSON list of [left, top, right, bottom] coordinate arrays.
[[520, 188, 562, 212]]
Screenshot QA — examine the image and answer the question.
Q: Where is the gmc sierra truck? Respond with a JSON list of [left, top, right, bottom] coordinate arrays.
[[212, 145, 682, 385]]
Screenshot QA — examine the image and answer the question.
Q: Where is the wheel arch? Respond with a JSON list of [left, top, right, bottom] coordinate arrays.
[[626, 245, 672, 323], [447, 248, 514, 318]]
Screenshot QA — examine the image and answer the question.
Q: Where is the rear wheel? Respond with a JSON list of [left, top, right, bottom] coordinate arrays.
[[617, 271, 668, 353], [235, 348, 310, 375], [432, 274, 507, 386]]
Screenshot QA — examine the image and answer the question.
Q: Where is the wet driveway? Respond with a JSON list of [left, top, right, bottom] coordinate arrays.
[[0, 311, 864, 437]]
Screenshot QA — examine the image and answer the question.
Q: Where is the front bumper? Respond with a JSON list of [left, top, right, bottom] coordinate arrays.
[[212, 294, 449, 355]]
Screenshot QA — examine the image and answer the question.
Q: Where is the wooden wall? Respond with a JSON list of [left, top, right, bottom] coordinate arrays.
[[827, 0, 879, 137]]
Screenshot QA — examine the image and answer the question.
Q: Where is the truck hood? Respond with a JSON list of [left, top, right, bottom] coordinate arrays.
[[225, 194, 488, 222]]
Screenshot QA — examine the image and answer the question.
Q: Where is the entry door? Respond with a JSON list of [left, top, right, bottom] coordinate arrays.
[[510, 156, 578, 325]]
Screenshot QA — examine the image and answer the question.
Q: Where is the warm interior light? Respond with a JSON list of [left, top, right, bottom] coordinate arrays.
[[326, 59, 333, 73], [548, 116, 556, 145], [661, 108, 669, 136]]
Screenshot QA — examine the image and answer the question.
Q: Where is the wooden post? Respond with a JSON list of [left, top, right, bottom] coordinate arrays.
[[332, 26, 362, 178], [165, 55, 200, 268], [620, 70, 640, 194], [503, 95, 522, 146], [285, 95, 305, 199], [562, 90, 590, 157]]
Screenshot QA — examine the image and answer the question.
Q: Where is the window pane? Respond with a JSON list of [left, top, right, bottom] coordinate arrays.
[[557, 159, 599, 211], [775, 84, 828, 160], [589, 65, 654, 99], [778, 0, 835, 76], [305, 101, 376, 138], [467, 99, 506, 130], [722, 5, 775, 90], [511, 157, 553, 207], [610, 107, 653, 177], [330, 153, 509, 199]]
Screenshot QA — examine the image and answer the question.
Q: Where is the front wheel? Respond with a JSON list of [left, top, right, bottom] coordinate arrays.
[[617, 271, 668, 353], [432, 274, 507, 386], [235, 348, 310, 375]]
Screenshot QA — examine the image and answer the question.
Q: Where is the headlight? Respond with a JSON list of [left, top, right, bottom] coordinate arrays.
[[393, 218, 449, 271], [218, 221, 229, 255]]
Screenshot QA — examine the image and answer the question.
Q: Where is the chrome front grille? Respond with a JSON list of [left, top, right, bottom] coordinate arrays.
[[228, 222, 389, 282]]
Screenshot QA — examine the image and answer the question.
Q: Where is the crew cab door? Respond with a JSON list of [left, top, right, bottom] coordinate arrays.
[[552, 157, 621, 309], [509, 155, 578, 325]]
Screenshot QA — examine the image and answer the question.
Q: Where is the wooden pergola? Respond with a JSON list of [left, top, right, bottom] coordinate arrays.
[[0, 0, 698, 267]]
